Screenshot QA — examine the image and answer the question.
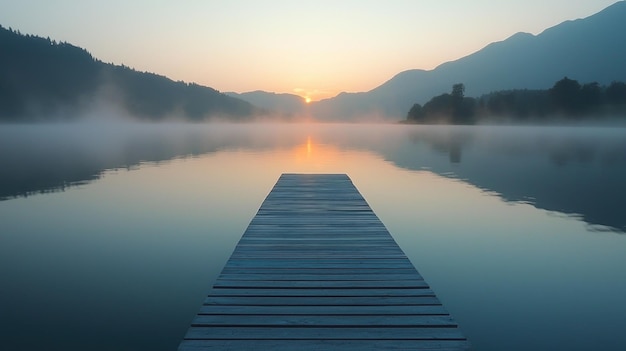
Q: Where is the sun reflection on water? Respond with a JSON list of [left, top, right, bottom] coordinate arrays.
[[292, 135, 344, 171]]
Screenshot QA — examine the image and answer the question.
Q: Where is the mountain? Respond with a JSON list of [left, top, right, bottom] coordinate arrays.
[[310, 1, 626, 121], [226, 91, 307, 119], [0, 25, 259, 122]]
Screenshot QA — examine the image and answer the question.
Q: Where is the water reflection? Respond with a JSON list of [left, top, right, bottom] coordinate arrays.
[[2, 123, 626, 351], [401, 126, 626, 232], [1, 123, 625, 232]]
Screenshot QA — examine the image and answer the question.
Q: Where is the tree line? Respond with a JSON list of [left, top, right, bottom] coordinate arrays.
[[406, 78, 626, 124], [0, 25, 258, 122]]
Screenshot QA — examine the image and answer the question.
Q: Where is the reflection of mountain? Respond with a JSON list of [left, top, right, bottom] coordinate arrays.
[[310, 2, 626, 120], [388, 126, 626, 233], [0, 124, 307, 200], [1, 124, 624, 233]]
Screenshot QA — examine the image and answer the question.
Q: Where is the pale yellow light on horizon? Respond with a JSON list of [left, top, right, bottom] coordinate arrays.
[[306, 136, 312, 156], [294, 88, 337, 102], [0, 0, 618, 99]]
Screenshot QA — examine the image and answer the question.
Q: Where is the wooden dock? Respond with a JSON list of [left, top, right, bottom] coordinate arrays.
[[179, 173, 469, 350]]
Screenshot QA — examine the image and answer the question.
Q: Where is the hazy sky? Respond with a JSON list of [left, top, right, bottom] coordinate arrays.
[[0, 0, 620, 100]]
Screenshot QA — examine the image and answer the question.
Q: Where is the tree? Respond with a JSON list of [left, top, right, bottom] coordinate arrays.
[[580, 82, 602, 111], [0, 25, 257, 121], [606, 81, 626, 105], [405, 84, 475, 124], [451, 83, 465, 101], [406, 78, 626, 124], [407, 103, 424, 121], [422, 93, 454, 122], [450, 84, 475, 123], [550, 77, 582, 114]]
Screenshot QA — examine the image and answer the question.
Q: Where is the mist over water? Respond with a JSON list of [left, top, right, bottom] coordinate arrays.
[[2, 122, 625, 231], [1, 121, 626, 351]]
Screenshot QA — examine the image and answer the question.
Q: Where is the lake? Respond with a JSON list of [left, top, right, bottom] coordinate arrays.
[[1, 123, 625, 351]]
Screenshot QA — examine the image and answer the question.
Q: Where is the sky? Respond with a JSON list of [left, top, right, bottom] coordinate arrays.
[[0, 0, 620, 101]]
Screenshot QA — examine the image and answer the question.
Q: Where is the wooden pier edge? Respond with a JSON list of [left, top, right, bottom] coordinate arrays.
[[179, 173, 470, 351]]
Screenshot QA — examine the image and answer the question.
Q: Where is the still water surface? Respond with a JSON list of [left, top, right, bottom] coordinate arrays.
[[1, 123, 625, 351]]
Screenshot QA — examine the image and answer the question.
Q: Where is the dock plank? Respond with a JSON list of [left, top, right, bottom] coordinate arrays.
[[207, 288, 435, 297], [191, 315, 458, 327], [211, 279, 429, 289], [196, 305, 450, 315], [180, 340, 471, 351], [203, 296, 443, 306], [185, 326, 466, 339], [178, 174, 469, 351]]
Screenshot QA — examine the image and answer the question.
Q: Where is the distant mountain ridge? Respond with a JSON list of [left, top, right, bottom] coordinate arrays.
[[0, 25, 258, 122], [3, 2, 625, 122], [309, 1, 626, 121], [226, 91, 307, 119]]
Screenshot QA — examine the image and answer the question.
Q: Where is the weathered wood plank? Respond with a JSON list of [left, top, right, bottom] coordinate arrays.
[[203, 296, 443, 306], [211, 279, 429, 289], [179, 339, 471, 351], [218, 267, 420, 274], [196, 305, 450, 315], [178, 174, 469, 351], [226, 261, 411, 269], [191, 315, 458, 327], [208, 288, 435, 297], [224, 258, 415, 264], [216, 273, 424, 281], [185, 326, 466, 339], [229, 254, 410, 259]]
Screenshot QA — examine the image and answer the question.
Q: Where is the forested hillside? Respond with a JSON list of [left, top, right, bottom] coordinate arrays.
[[406, 78, 626, 124], [0, 25, 258, 122]]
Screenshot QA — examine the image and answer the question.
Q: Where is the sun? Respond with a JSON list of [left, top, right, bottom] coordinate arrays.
[[305, 97, 312, 104]]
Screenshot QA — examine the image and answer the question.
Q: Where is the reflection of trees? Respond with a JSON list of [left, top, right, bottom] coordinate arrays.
[[2, 124, 625, 233], [429, 141, 462, 164], [0, 125, 307, 200], [408, 128, 473, 164], [404, 127, 626, 233], [546, 142, 596, 166], [449, 144, 462, 164]]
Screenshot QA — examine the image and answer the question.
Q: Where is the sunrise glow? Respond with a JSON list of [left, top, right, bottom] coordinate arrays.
[[0, 1, 614, 97], [307, 136, 312, 156], [291, 136, 343, 171]]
